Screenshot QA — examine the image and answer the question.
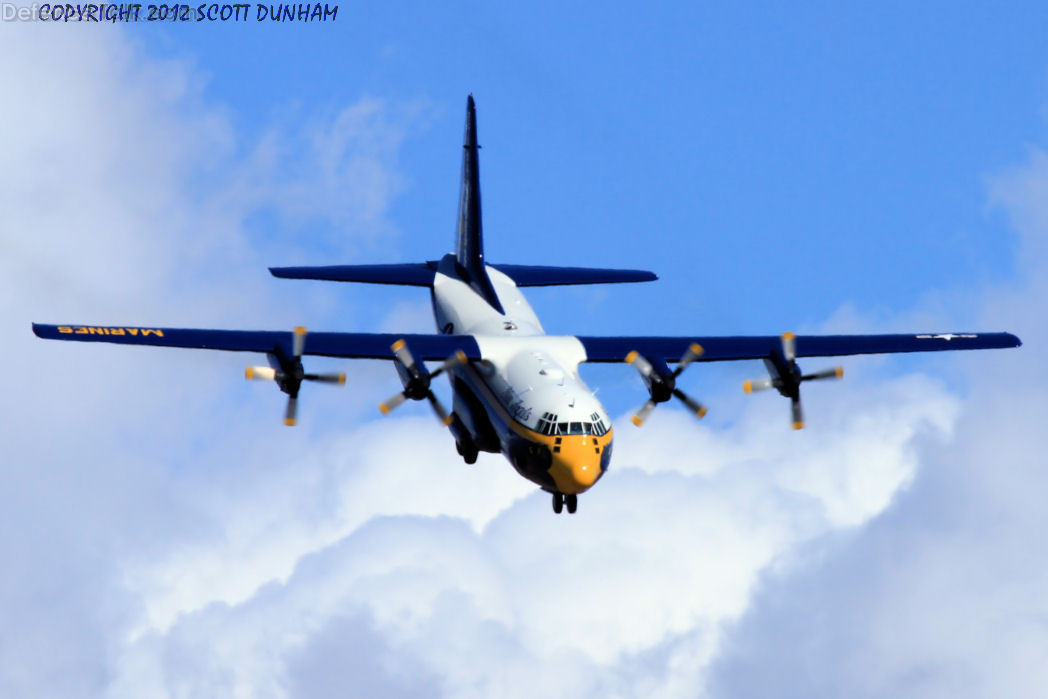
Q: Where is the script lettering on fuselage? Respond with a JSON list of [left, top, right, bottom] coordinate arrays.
[[499, 386, 534, 424], [57, 326, 165, 337]]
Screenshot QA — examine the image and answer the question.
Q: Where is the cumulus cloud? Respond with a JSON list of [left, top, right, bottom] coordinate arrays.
[[702, 151, 1048, 698], [0, 22, 427, 698], [1, 20, 1032, 699]]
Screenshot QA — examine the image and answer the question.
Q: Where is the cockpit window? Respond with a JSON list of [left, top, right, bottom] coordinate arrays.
[[534, 411, 609, 436]]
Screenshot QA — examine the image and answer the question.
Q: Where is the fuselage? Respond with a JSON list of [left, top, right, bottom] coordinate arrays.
[[430, 254, 613, 495]]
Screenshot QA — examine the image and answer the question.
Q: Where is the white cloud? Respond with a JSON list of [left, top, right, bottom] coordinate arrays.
[[702, 149, 1048, 699]]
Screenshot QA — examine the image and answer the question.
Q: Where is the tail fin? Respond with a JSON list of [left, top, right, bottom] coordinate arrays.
[[455, 95, 504, 313]]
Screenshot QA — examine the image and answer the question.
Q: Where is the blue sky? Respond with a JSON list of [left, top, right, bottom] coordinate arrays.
[[4, 3, 1048, 697], [139, 1, 1043, 335]]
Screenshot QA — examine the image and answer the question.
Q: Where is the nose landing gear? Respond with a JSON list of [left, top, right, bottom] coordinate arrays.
[[551, 492, 578, 514]]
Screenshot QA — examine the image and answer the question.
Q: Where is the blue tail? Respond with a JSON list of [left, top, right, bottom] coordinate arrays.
[[455, 95, 504, 313]]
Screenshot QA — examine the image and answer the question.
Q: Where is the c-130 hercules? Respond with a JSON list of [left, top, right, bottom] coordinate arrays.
[[34, 96, 1021, 514]]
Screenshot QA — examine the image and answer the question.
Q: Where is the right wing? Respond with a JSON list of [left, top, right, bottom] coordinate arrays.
[[31, 323, 481, 361]]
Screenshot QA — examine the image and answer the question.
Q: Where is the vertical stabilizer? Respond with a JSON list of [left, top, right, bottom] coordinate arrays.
[[455, 95, 504, 313]]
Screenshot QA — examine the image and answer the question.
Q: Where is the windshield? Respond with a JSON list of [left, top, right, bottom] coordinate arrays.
[[535, 412, 609, 437]]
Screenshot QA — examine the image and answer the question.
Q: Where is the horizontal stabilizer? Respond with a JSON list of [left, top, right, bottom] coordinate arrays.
[[270, 263, 437, 286], [270, 262, 657, 287], [491, 264, 657, 287]]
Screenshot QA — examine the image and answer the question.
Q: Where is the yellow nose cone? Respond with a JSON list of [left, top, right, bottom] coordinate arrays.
[[550, 456, 600, 494], [570, 461, 600, 489], [546, 433, 610, 494]]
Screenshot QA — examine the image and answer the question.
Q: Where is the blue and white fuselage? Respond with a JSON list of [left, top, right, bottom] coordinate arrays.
[[432, 255, 613, 496]]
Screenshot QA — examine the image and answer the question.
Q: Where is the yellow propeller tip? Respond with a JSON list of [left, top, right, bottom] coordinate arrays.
[[792, 421, 805, 430], [625, 350, 639, 364], [294, 326, 307, 335], [455, 350, 467, 362], [697, 406, 708, 418], [391, 339, 406, 352], [743, 381, 753, 394], [690, 343, 704, 356], [631, 415, 644, 427], [284, 418, 297, 426], [245, 367, 254, 380], [378, 403, 391, 415], [836, 366, 844, 379], [337, 373, 347, 385], [442, 416, 454, 426], [782, 331, 796, 340]]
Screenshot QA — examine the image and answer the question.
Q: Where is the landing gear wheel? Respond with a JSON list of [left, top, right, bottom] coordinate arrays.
[[565, 494, 577, 514], [552, 492, 564, 514], [455, 440, 478, 465]]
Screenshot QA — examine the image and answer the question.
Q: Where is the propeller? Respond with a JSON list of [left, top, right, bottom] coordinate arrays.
[[378, 339, 467, 426], [245, 326, 346, 426], [626, 342, 707, 426], [742, 332, 843, 430]]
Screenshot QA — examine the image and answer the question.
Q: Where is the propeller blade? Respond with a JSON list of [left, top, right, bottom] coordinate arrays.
[[391, 338, 416, 370], [293, 326, 307, 358], [625, 350, 655, 379], [802, 366, 844, 382], [672, 388, 708, 419], [378, 391, 408, 415], [246, 366, 278, 381], [426, 391, 454, 426], [305, 372, 347, 384], [284, 396, 298, 426], [781, 332, 796, 363], [673, 342, 704, 376], [790, 395, 804, 430], [430, 350, 468, 379], [743, 378, 777, 394], [631, 399, 657, 427]]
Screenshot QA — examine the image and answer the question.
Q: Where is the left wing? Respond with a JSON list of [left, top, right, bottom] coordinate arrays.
[[577, 332, 1021, 363], [31, 323, 481, 361]]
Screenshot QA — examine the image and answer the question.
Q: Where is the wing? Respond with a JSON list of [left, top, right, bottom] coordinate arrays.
[[577, 332, 1022, 363], [31, 323, 481, 361]]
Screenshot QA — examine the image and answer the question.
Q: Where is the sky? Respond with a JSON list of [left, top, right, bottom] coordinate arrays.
[[2, 3, 1047, 697]]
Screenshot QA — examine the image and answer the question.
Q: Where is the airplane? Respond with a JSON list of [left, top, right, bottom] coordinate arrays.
[[33, 95, 1022, 514]]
